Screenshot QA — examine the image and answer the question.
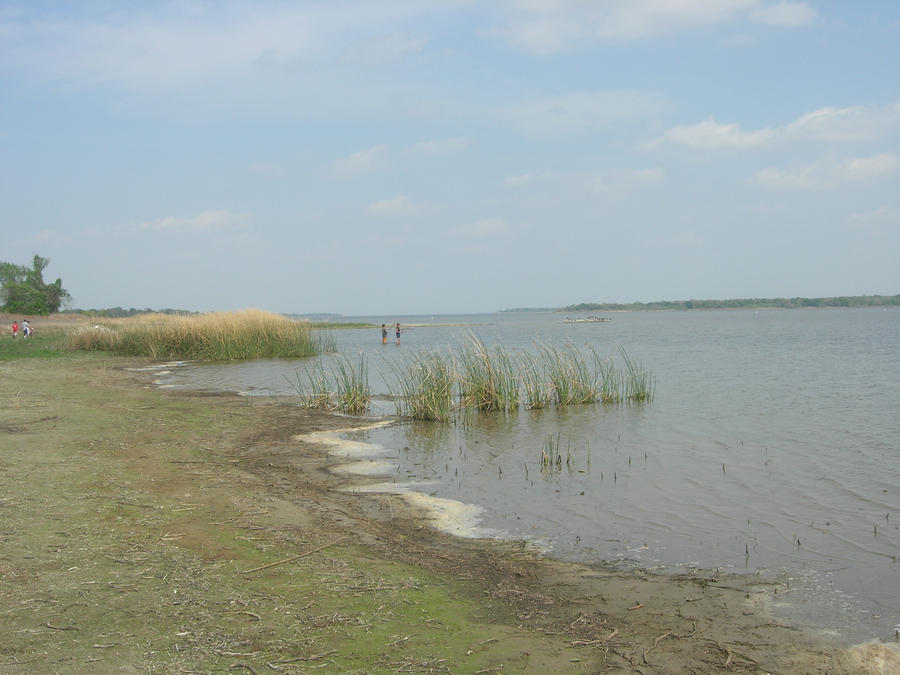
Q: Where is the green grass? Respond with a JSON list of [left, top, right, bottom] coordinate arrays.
[[0, 330, 68, 360]]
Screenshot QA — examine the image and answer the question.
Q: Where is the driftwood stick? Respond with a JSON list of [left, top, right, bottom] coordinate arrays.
[[239, 538, 343, 574]]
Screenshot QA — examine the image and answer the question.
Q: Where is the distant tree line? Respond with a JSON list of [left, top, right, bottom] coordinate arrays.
[[0, 255, 71, 315], [562, 295, 900, 312]]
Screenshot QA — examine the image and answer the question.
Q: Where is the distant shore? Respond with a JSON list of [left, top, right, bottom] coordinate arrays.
[[504, 293, 899, 313]]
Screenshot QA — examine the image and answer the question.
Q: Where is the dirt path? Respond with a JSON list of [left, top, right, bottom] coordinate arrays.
[[1, 352, 894, 673]]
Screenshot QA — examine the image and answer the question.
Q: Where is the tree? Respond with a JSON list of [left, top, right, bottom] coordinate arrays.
[[0, 255, 72, 315]]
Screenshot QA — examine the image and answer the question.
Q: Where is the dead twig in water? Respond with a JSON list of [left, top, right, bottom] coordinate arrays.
[[239, 537, 343, 574]]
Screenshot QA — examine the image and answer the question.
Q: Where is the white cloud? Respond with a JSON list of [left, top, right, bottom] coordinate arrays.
[[366, 195, 418, 216], [410, 138, 471, 155], [493, 0, 813, 53], [138, 209, 247, 233], [331, 144, 389, 178], [841, 153, 900, 180], [448, 217, 512, 238], [749, 2, 816, 27], [649, 118, 774, 149], [0, 3, 448, 93], [651, 102, 900, 150], [848, 207, 900, 228], [503, 90, 667, 138], [752, 153, 900, 190], [786, 103, 900, 142]]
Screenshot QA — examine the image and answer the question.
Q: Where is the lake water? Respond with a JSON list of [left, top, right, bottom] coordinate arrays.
[[154, 308, 900, 644]]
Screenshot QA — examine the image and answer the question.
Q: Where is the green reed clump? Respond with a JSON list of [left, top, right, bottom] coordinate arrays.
[[592, 348, 624, 404], [291, 354, 370, 414], [619, 345, 655, 402], [541, 344, 600, 406], [333, 353, 370, 415], [66, 309, 330, 360], [456, 335, 519, 412], [389, 351, 455, 421], [295, 360, 333, 410], [519, 352, 552, 409]]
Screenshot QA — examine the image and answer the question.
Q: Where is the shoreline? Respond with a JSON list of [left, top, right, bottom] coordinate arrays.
[[2, 351, 897, 672]]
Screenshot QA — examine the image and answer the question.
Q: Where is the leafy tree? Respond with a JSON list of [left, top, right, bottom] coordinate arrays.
[[0, 255, 71, 315]]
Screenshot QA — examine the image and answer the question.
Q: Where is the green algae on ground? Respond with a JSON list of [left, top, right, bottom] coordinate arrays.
[[0, 353, 590, 673]]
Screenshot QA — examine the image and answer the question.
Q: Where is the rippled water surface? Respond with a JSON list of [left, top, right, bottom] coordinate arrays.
[[157, 308, 900, 643]]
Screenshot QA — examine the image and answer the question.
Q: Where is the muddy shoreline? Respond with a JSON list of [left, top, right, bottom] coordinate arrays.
[[2, 351, 897, 672]]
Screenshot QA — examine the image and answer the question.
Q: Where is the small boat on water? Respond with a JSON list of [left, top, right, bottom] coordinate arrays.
[[563, 316, 611, 323]]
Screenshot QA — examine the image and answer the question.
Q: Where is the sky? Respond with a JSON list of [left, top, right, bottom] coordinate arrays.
[[1, 1, 898, 315]]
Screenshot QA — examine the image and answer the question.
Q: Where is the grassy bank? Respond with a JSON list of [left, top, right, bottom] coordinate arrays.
[[65, 309, 333, 360], [0, 351, 589, 673]]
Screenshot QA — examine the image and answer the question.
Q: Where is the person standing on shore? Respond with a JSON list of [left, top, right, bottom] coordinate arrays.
[[395, 323, 401, 345], [11, 321, 18, 338], [381, 324, 387, 344]]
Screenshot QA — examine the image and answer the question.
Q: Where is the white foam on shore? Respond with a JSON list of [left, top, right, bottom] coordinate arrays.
[[293, 421, 392, 458], [330, 460, 397, 476], [399, 492, 498, 539], [296, 421, 496, 539], [339, 480, 437, 494], [128, 361, 188, 372]]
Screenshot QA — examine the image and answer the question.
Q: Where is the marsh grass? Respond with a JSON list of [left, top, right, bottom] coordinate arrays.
[[541, 344, 600, 406], [333, 354, 370, 415], [296, 361, 333, 410], [592, 349, 624, 404], [519, 353, 552, 409], [383, 338, 653, 422], [66, 309, 330, 360], [457, 335, 519, 412], [389, 351, 455, 421], [292, 354, 371, 415], [618, 345, 655, 402]]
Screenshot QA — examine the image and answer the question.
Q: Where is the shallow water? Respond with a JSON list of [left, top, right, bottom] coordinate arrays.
[[155, 308, 900, 644]]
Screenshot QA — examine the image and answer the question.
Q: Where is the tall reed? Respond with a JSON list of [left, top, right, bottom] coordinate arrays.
[[592, 348, 623, 404], [295, 360, 333, 410], [66, 309, 329, 360], [618, 345, 655, 402], [456, 335, 519, 412], [519, 352, 552, 409], [388, 350, 455, 421], [333, 353, 370, 415], [540, 344, 600, 406]]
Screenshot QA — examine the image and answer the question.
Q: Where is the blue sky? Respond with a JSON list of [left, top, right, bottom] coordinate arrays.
[[1, 1, 898, 315]]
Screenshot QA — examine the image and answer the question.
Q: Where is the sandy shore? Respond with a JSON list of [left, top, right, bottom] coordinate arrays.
[[2, 349, 898, 672]]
